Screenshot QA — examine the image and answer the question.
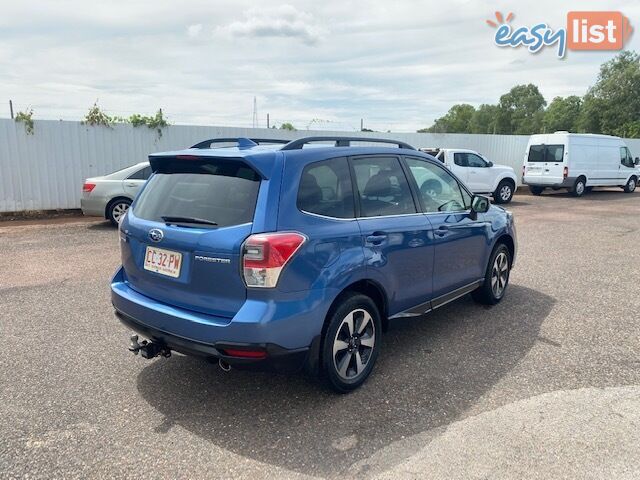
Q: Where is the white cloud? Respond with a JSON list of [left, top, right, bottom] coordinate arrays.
[[187, 23, 203, 38], [1, 0, 640, 131], [218, 4, 325, 45]]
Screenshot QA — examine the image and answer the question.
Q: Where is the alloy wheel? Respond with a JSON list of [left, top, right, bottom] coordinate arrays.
[[332, 309, 376, 381], [500, 185, 512, 202], [491, 251, 509, 298]]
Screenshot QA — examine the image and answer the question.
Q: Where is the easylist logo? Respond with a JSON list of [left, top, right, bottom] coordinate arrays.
[[486, 11, 633, 58]]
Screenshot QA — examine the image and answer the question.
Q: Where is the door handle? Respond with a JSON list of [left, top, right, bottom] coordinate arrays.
[[365, 232, 387, 245], [434, 226, 449, 237], [125, 182, 138, 187]]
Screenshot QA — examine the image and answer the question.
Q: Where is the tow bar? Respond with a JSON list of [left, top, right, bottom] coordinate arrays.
[[128, 335, 171, 359]]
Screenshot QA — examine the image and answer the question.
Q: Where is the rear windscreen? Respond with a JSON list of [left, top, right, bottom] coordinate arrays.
[[528, 144, 565, 163], [133, 159, 261, 227]]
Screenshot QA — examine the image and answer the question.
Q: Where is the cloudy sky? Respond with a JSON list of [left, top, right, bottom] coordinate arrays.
[[1, 0, 639, 131]]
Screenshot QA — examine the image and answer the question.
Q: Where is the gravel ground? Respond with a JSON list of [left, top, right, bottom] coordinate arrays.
[[1, 189, 638, 479]]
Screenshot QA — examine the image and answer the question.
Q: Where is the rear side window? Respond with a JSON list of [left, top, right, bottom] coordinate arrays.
[[133, 159, 260, 227], [528, 144, 564, 162], [352, 156, 417, 217], [297, 157, 354, 218], [128, 166, 152, 180]]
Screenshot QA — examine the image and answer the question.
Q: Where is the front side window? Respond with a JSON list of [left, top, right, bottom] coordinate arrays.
[[620, 147, 633, 167], [297, 157, 354, 218], [133, 159, 260, 228], [351, 156, 416, 217], [405, 158, 469, 213], [453, 153, 468, 167], [467, 154, 488, 168]]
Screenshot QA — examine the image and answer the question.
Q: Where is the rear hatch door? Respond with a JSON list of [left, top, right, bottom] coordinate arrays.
[[120, 156, 262, 318]]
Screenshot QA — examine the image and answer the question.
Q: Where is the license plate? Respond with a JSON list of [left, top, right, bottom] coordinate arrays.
[[144, 246, 182, 278]]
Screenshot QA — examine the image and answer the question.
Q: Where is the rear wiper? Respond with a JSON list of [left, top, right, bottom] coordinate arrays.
[[161, 216, 218, 227]]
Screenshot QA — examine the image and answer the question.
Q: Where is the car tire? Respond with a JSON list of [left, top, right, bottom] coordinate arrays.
[[107, 198, 132, 226], [529, 186, 544, 196], [494, 180, 515, 204], [471, 243, 511, 306], [623, 176, 637, 193], [571, 177, 586, 197], [321, 293, 381, 393]]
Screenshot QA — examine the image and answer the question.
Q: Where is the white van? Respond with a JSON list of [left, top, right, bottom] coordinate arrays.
[[522, 132, 640, 196]]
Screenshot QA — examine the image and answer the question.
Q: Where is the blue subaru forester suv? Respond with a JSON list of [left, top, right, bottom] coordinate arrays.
[[111, 136, 516, 392]]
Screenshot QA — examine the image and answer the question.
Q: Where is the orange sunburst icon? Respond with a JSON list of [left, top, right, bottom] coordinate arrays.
[[486, 11, 514, 28]]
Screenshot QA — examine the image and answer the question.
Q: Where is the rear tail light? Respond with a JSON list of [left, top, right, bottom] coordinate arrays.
[[522, 166, 526, 178], [83, 182, 96, 193], [563, 166, 569, 179], [242, 232, 306, 288]]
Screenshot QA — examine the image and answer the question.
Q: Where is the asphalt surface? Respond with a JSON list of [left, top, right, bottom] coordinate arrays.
[[1, 190, 639, 479]]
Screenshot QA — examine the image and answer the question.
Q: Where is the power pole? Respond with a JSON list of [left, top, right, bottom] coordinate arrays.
[[252, 97, 258, 128], [360, 118, 363, 131], [267, 113, 270, 129], [9, 100, 14, 119]]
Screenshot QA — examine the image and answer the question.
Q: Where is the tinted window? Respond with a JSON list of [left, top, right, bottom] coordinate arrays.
[[133, 159, 260, 227], [297, 157, 354, 218], [352, 156, 416, 217], [528, 144, 564, 162], [467, 154, 487, 167], [405, 158, 469, 213], [453, 153, 468, 167], [128, 166, 152, 180], [620, 147, 633, 167], [546, 145, 564, 162]]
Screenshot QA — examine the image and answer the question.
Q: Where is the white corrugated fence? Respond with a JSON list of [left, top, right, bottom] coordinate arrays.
[[1, 119, 639, 213]]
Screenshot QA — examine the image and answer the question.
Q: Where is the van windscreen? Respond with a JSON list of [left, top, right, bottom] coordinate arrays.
[[528, 144, 564, 163], [133, 158, 261, 227]]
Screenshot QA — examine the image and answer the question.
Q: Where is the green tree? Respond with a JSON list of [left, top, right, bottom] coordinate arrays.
[[497, 84, 546, 134], [469, 104, 499, 134], [419, 104, 476, 133], [577, 51, 640, 137], [543, 96, 582, 133], [280, 122, 296, 131]]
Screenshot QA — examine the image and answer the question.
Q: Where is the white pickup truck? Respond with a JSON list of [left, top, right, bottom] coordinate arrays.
[[420, 148, 518, 204]]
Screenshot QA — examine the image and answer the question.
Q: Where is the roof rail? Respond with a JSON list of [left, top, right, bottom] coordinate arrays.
[[281, 136, 416, 151], [190, 138, 291, 149]]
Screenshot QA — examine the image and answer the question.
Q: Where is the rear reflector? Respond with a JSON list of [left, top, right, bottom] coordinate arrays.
[[242, 232, 306, 288], [563, 166, 569, 179], [83, 182, 96, 193], [223, 348, 267, 359]]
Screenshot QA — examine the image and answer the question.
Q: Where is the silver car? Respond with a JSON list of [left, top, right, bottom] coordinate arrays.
[[81, 162, 151, 226]]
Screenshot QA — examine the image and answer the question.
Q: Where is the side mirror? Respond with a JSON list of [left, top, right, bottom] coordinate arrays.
[[635, 157, 639, 166], [487, 161, 494, 168], [470, 195, 490, 219]]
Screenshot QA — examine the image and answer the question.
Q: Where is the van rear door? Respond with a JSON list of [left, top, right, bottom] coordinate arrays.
[[525, 143, 565, 185], [120, 156, 262, 318]]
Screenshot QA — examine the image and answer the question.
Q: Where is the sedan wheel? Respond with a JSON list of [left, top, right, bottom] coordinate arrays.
[[108, 199, 132, 226]]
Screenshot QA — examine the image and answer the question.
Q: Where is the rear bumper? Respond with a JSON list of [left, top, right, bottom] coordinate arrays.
[[110, 267, 332, 373], [80, 196, 106, 217], [115, 309, 310, 372], [523, 176, 575, 188]]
